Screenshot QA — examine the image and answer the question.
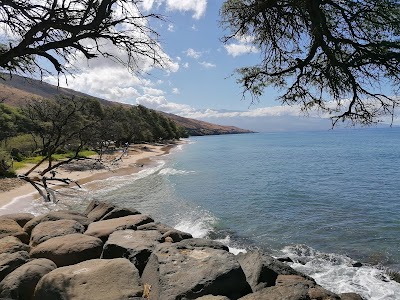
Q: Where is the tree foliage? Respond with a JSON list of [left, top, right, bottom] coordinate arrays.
[[0, 0, 167, 76], [221, 0, 400, 125]]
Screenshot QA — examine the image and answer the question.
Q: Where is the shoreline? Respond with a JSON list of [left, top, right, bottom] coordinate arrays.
[[0, 142, 179, 215]]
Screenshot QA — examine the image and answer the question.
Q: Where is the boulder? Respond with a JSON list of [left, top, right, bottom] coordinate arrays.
[[23, 211, 91, 235], [0, 258, 56, 300], [0, 213, 35, 227], [101, 207, 140, 220], [239, 275, 339, 300], [141, 241, 251, 300], [30, 233, 103, 267], [161, 230, 193, 243], [82, 199, 101, 215], [0, 236, 30, 255], [102, 229, 162, 274], [0, 251, 30, 282], [196, 296, 231, 300], [30, 219, 85, 247], [137, 222, 193, 242], [236, 250, 314, 291], [340, 293, 365, 300], [86, 202, 115, 221], [176, 238, 229, 252], [137, 222, 176, 233], [0, 219, 28, 244], [84, 214, 154, 242], [33, 258, 142, 300]]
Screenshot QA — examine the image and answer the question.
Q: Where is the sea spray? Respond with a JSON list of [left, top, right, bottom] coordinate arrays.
[[281, 244, 400, 300]]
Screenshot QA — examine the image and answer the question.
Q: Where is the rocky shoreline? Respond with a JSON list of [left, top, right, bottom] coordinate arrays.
[[0, 201, 364, 300]]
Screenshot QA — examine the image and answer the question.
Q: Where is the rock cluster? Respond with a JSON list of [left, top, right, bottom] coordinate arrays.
[[0, 200, 364, 300]]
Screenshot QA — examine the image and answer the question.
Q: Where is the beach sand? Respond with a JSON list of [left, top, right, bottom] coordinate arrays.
[[0, 143, 177, 215]]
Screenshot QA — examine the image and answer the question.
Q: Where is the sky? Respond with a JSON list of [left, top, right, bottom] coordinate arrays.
[[42, 0, 397, 132]]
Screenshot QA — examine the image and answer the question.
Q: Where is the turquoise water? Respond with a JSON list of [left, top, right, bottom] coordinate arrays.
[[28, 128, 400, 299]]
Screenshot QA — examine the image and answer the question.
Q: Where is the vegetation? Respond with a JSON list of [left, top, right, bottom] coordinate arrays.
[[221, 0, 400, 126], [0, 97, 187, 200]]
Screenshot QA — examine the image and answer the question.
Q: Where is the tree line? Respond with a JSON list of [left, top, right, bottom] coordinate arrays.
[[0, 96, 188, 178]]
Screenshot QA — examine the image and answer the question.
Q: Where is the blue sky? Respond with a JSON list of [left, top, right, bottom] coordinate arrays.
[[43, 0, 397, 132]]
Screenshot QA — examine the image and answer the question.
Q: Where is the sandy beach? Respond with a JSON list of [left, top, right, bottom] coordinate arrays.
[[0, 143, 177, 215]]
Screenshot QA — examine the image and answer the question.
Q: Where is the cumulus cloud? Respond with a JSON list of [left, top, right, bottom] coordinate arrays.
[[185, 48, 202, 59], [199, 61, 216, 69], [141, 0, 207, 19], [172, 88, 180, 94], [168, 24, 175, 32], [43, 7, 179, 105], [183, 62, 189, 68], [224, 43, 259, 57], [142, 87, 165, 96]]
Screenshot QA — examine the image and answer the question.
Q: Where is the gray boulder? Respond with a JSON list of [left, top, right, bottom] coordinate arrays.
[[137, 222, 192, 242], [102, 229, 162, 274], [237, 250, 314, 291], [340, 293, 365, 300], [0, 236, 30, 255], [0, 251, 30, 282], [101, 207, 140, 220], [30, 233, 103, 267], [30, 219, 85, 247], [0, 219, 28, 244], [239, 274, 339, 300], [33, 258, 143, 300], [0, 213, 35, 227], [137, 222, 176, 232], [23, 211, 90, 235], [196, 296, 231, 300], [141, 241, 251, 300], [86, 201, 115, 221], [84, 214, 154, 242], [0, 258, 56, 300], [177, 238, 229, 252]]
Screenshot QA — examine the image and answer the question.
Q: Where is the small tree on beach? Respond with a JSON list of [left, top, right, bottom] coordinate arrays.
[[221, 0, 400, 126], [19, 96, 103, 201], [0, 0, 167, 77]]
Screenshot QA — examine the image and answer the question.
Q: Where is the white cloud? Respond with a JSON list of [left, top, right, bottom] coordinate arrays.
[[199, 61, 216, 68], [224, 43, 259, 57], [185, 48, 202, 59], [166, 0, 207, 19], [191, 24, 198, 31], [141, 0, 207, 19], [168, 24, 175, 32], [183, 62, 189, 68], [142, 87, 165, 96], [172, 88, 180, 94]]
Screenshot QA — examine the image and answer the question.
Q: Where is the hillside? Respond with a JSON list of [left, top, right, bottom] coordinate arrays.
[[0, 74, 253, 136]]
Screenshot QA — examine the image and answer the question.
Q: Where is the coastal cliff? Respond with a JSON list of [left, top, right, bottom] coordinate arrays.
[[0, 201, 363, 300]]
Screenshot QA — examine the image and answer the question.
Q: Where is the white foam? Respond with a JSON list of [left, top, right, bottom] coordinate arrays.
[[281, 245, 400, 300], [159, 168, 194, 176], [174, 214, 214, 238], [215, 236, 247, 255]]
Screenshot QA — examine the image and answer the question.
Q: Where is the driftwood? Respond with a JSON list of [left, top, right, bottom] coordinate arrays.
[[18, 144, 130, 203]]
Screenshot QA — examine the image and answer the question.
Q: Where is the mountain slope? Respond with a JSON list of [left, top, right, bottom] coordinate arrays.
[[0, 74, 254, 136]]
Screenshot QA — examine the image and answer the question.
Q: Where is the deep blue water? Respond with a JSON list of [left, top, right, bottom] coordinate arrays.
[[27, 127, 400, 299]]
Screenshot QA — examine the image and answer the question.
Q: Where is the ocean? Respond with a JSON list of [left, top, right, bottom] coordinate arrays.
[[26, 127, 400, 299]]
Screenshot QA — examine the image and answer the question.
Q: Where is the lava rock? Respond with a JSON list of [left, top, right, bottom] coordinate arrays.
[[102, 229, 162, 274], [0, 219, 28, 244], [237, 250, 314, 292], [33, 258, 142, 300], [0, 258, 56, 300], [84, 214, 154, 242], [141, 241, 251, 300], [29, 219, 85, 247], [30, 233, 103, 267]]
